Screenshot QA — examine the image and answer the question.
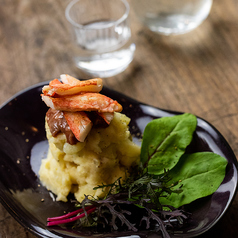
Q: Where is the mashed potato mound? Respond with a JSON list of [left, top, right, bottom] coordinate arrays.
[[39, 112, 140, 202]]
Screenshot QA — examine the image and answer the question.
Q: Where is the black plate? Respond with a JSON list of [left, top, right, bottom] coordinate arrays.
[[0, 82, 237, 238]]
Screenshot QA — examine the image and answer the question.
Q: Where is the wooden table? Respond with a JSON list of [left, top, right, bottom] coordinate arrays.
[[1, 0, 238, 237]]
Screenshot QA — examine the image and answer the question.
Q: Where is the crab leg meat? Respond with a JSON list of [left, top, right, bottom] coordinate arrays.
[[97, 112, 114, 125], [60, 74, 81, 85], [63, 111, 93, 142], [42, 78, 103, 97], [42, 93, 122, 113], [42, 75, 122, 143]]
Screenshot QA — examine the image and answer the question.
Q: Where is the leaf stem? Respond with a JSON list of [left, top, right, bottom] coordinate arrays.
[[47, 206, 96, 226]]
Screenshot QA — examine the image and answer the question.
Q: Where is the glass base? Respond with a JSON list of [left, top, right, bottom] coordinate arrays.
[[144, 14, 204, 35], [74, 43, 136, 78]]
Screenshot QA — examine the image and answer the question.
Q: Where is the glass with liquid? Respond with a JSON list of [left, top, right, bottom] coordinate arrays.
[[65, 0, 135, 78], [132, 0, 213, 35]]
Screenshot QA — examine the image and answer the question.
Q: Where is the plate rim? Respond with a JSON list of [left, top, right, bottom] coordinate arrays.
[[0, 82, 237, 238]]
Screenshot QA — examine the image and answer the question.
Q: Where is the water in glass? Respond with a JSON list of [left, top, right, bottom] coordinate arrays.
[[73, 20, 135, 78]]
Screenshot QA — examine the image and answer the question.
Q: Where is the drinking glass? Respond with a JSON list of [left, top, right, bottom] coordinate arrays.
[[132, 0, 213, 35], [65, 0, 135, 78]]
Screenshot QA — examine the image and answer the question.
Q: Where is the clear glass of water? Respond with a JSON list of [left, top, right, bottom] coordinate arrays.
[[65, 0, 135, 78], [132, 0, 213, 35]]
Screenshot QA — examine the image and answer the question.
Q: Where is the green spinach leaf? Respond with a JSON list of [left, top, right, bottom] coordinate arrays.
[[159, 152, 227, 208], [140, 113, 197, 175]]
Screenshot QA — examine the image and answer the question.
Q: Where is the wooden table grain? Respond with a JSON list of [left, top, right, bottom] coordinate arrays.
[[1, 0, 238, 237]]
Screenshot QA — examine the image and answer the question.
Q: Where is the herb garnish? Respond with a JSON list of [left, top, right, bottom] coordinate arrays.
[[140, 113, 197, 175], [47, 113, 227, 238], [47, 168, 190, 238], [77, 169, 190, 237]]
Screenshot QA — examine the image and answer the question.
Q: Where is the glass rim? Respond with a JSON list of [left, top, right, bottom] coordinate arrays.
[[65, 0, 130, 29]]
